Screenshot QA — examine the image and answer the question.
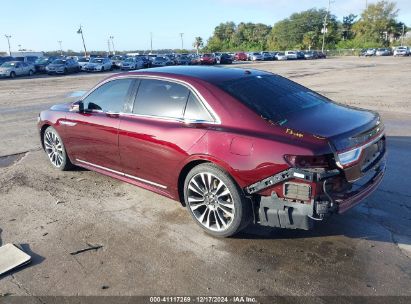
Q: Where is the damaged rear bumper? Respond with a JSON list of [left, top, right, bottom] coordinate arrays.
[[247, 157, 386, 230]]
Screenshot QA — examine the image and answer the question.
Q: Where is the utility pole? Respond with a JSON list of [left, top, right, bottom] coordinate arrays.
[[401, 24, 405, 46], [321, 0, 331, 53], [150, 32, 153, 54], [4, 35, 11, 55], [179, 33, 184, 51], [110, 36, 115, 55], [58, 40, 63, 55], [77, 25, 88, 57], [107, 39, 111, 55]]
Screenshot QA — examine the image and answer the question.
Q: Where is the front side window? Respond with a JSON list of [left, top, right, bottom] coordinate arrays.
[[82, 78, 134, 113], [133, 79, 189, 119]]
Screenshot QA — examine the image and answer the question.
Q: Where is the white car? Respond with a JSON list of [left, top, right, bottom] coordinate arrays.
[[120, 57, 145, 70], [285, 51, 298, 60], [77, 57, 90, 70], [0, 61, 35, 78], [275, 52, 287, 61], [250, 52, 263, 61], [84, 57, 112, 72], [394, 46, 410, 56]]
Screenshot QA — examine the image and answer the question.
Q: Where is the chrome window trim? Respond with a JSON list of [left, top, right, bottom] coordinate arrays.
[[80, 73, 221, 125], [76, 159, 167, 189]]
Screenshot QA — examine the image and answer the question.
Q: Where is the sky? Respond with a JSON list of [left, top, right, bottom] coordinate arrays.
[[1, 0, 410, 53]]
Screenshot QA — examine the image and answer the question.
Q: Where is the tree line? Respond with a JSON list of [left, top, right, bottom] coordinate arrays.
[[198, 1, 408, 52]]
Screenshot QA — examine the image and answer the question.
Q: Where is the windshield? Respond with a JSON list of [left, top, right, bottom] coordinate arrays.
[[35, 58, 48, 64], [155, 57, 166, 61], [1, 62, 17, 68], [125, 57, 134, 62], [78, 58, 89, 62], [52, 59, 66, 64], [91, 58, 104, 63], [217, 74, 328, 123]]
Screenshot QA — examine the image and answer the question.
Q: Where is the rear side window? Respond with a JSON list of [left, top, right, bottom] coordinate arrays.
[[184, 93, 213, 122], [133, 79, 189, 119], [217, 75, 328, 123], [83, 79, 134, 113]]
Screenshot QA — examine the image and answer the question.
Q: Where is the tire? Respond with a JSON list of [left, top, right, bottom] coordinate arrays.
[[43, 126, 73, 171], [10, 71, 16, 79], [184, 163, 252, 237], [28, 70, 34, 76], [102, 67, 105, 72], [64, 68, 68, 75]]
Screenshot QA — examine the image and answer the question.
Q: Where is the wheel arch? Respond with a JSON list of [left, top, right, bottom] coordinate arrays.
[[177, 156, 242, 206], [40, 123, 51, 150]]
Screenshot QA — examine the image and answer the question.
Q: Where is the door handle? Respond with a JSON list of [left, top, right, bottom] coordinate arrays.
[[105, 112, 120, 118]]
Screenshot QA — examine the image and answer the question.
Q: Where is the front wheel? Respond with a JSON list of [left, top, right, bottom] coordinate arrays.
[[43, 126, 73, 171], [184, 163, 251, 237], [10, 71, 16, 78]]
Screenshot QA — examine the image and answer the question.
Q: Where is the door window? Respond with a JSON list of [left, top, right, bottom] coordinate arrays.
[[82, 79, 134, 113], [133, 79, 189, 119]]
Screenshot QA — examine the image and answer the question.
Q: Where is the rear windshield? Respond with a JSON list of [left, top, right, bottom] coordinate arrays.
[[217, 74, 328, 123]]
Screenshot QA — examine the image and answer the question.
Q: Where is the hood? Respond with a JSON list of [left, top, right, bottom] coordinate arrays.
[[49, 64, 65, 68], [50, 102, 72, 111], [0, 67, 12, 72], [280, 102, 382, 151]]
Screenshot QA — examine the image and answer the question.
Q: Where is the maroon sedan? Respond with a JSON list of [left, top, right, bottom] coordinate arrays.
[[200, 54, 216, 65], [234, 52, 248, 61], [38, 66, 386, 237]]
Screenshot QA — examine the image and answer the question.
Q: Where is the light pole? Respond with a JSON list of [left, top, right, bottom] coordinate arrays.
[[179, 33, 184, 51], [321, 0, 332, 53], [4, 35, 11, 55], [110, 36, 115, 55], [401, 24, 405, 46], [58, 40, 63, 55], [107, 39, 111, 55], [150, 32, 153, 53]]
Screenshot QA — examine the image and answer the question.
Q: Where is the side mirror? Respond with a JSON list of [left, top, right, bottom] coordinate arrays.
[[70, 101, 84, 113]]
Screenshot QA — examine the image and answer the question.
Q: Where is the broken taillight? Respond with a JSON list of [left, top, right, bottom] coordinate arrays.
[[284, 154, 331, 169]]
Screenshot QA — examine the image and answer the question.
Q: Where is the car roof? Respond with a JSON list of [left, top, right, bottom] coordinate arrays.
[[121, 66, 270, 84]]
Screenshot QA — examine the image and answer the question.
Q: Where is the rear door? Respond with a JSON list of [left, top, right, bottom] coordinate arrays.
[[65, 78, 136, 172], [118, 78, 215, 190]]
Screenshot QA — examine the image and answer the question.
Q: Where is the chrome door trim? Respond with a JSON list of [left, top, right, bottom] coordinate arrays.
[[60, 120, 77, 127], [76, 159, 167, 189]]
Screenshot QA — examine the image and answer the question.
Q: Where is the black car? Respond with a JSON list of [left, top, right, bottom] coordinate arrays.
[[219, 53, 233, 64], [34, 57, 59, 73]]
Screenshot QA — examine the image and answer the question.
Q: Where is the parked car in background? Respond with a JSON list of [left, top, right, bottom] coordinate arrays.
[[121, 57, 145, 70], [200, 53, 217, 65], [304, 51, 319, 59], [84, 57, 112, 72], [285, 51, 298, 60], [317, 51, 326, 59], [152, 56, 174, 67], [261, 51, 274, 61], [77, 57, 90, 71], [375, 48, 392, 56], [111, 55, 125, 69], [190, 54, 201, 65], [275, 52, 287, 61], [213, 52, 223, 63], [176, 55, 191, 65], [46, 58, 80, 75], [234, 52, 248, 61], [0, 61, 35, 78], [219, 53, 233, 64], [38, 66, 386, 237], [250, 52, 263, 61], [365, 48, 376, 56], [34, 57, 58, 73], [393, 46, 410, 56], [0, 56, 14, 65]]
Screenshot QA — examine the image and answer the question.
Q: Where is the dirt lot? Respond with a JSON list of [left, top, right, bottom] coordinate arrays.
[[0, 57, 410, 297]]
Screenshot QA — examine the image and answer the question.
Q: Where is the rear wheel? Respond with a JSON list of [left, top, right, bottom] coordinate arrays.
[[43, 126, 73, 171], [184, 163, 251, 237], [28, 70, 34, 76]]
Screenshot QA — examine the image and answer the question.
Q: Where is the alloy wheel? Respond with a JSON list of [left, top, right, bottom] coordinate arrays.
[[44, 130, 64, 168], [187, 172, 235, 232]]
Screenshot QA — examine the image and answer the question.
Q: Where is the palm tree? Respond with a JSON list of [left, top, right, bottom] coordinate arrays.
[[193, 37, 204, 54]]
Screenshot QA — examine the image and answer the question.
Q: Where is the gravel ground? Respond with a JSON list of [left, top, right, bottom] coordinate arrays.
[[0, 56, 410, 297]]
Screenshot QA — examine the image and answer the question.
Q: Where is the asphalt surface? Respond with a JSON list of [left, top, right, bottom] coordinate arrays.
[[0, 57, 410, 297]]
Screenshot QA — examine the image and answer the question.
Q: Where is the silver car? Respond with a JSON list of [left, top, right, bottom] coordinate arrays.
[[250, 52, 263, 61], [0, 61, 35, 78]]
